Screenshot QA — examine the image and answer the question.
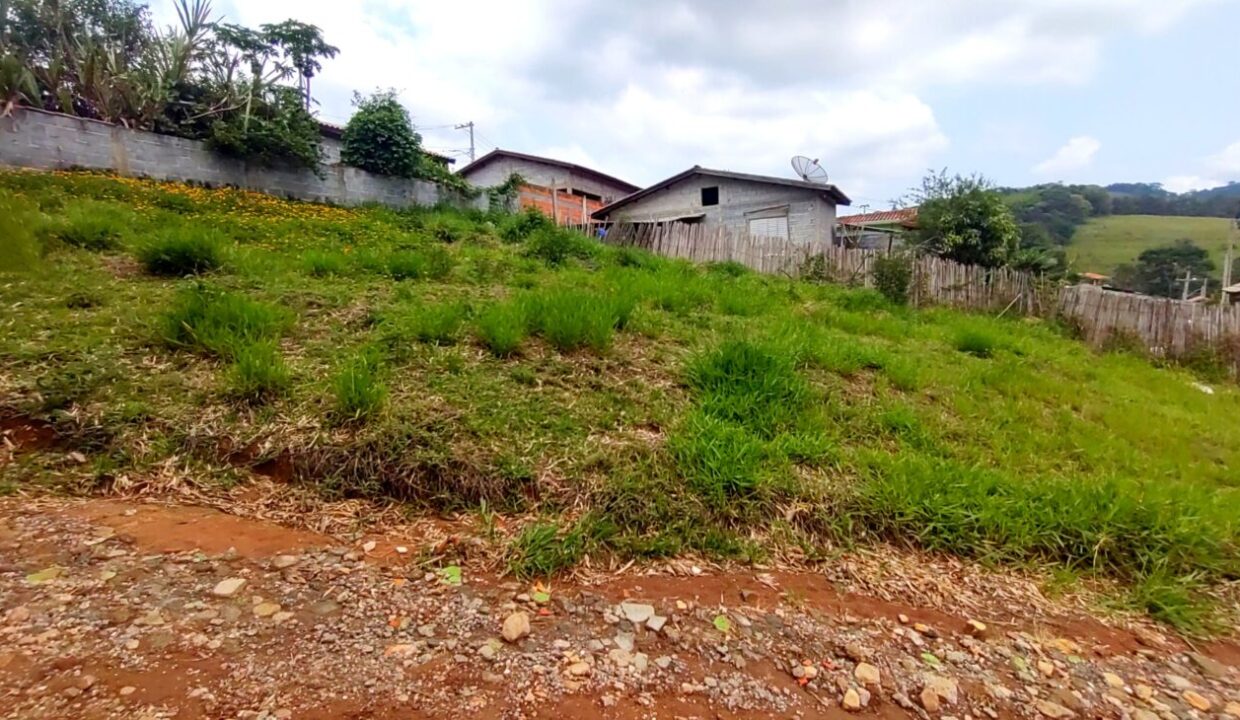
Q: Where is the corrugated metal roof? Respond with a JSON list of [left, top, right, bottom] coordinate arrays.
[[592, 166, 851, 219], [837, 207, 918, 227]]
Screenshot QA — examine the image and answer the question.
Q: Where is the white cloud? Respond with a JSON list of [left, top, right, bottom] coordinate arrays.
[[1207, 141, 1240, 175], [1033, 136, 1101, 176], [1162, 175, 1223, 193], [150, 0, 1208, 198]]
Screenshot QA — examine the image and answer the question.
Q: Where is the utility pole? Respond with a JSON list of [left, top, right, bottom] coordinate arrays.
[[455, 121, 475, 163], [1224, 217, 1238, 291]]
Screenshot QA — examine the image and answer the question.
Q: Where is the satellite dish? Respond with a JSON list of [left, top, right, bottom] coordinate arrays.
[[791, 155, 829, 184]]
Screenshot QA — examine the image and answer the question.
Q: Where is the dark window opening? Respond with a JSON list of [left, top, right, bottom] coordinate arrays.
[[701, 186, 719, 206], [570, 188, 602, 202]]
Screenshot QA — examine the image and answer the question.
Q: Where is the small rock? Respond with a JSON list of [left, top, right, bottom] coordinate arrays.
[[118, 686, 136, 696], [1182, 691, 1211, 712], [966, 619, 987, 636], [308, 599, 340, 616], [75, 674, 97, 690], [655, 656, 672, 670], [1102, 672, 1124, 689], [551, 639, 570, 650], [646, 615, 667, 632], [843, 688, 862, 711], [212, 578, 246, 597], [395, 546, 408, 554], [608, 648, 633, 668], [1134, 684, 1154, 701], [854, 662, 881, 688], [1034, 700, 1075, 719], [1164, 674, 1192, 691], [897, 613, 910, 624], [501, 612, 530, 643], [620, 602, 655, 624], [1223, 701, 1240, 718], [417, 623, 436, 638], [920, 687, 941, 712], [922, 674, 959, 705], [362, 540, 377, 553], [478, 641, 498, 660], [274, 711, 292, 720], [1037, 660, 1055, 677], [1187, 652, 1228, 679], [271, 611, 294, 624], [566, 661, 591, 677], [271, 555, 299, 569], [253, 602, 281, 618], [632, 652, 649, 673], [614, 632, 635, 652]]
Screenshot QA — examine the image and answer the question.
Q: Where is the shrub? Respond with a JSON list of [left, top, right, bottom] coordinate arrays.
[[332, 351, 387, 421], [55, 202, 127, 251], [500, 208, 554, 244], [873, 254, 913, 305], [609, 245, 662, 270], [208, 87, 324, 173], [953, 327, 997, 358], [159, 285, 288, 358], [138, 228, 224, 276], [340, 90, 423, 178], [523, 227, 597, 266], [0, 196, 45, 271], [228, 341, 292, 401], [475, 301, 528, 357]]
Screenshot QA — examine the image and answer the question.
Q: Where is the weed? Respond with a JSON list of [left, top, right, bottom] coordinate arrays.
[[499, 208, 554, 244], [138, 228, 224, 276], [228, 341, 292, 401], [687, 340, 809, 437], [706, 260, 750, 278], [1130, 570, 1215, 634], [475, 301, 528, 357], [669, 412, 769, 514], [65, 290, 103, 309], [507, 518, 611, 578], [332, 351, 387, 422], [873, 254, 913, 305], [159, 285, 288, 358], [386, 246, 453, 281]]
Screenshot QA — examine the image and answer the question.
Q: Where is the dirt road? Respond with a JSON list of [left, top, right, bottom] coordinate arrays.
[[1, 497, 1236, 719]]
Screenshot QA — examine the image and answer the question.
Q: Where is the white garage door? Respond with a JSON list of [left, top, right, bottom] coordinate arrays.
[[748, 215, 789, 241]]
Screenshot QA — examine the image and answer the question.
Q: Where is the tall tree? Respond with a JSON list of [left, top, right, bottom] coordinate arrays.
[[1126, 240, 1214, 298], [913, 170, 1020, 268]]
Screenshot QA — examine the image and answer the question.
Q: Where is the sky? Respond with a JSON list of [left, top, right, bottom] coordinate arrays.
[[158, 0, 1240, 209]]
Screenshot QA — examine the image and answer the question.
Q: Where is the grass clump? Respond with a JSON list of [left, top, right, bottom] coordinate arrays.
[[475, 301, 528, 357], [54, 202, 128, 251], [159, 285, 288, 358], [953, 327, 997, 357], [386, 246, 453, 281], [332, 351, 387, 422], [687, 340, 809, 437], [499, 207, 555, 244], [138, 228, 223, 276], [525, 288, 632, 352], [872, 254, 913, 305], [507, 518, 612, 579], [303, 250, 349, 276], [382, 302, 468, 348], [228, 341, 292, 402]]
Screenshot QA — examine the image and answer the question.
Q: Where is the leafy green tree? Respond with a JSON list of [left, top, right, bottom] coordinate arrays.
[[913, 170, 1020, 267], [1125, 240, 1214, 298], [340, 90, 423, 178]]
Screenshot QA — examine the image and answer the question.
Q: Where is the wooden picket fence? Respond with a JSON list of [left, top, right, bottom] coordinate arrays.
[[597, 221, 1240, 367], [1058, 284, 1240, 357], [601, 222, 1046, 313]]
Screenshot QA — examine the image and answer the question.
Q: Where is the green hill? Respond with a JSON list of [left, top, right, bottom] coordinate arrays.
[[1068, 215, 1234, 276], [2, 171, 1239, 630]]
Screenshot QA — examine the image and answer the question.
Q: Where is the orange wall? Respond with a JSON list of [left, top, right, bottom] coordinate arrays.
[[518, 183, 605, 224]]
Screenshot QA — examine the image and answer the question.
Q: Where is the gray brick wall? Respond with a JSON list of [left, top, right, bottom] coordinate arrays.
[[605, 173, 837, 244], [0, 109, 486, 211]]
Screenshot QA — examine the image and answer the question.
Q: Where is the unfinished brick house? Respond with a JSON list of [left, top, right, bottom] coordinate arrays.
[[457, 149, 640, 224]]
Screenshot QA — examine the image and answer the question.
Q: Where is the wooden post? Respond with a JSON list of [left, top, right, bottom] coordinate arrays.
[[550, 182, 559, 226]]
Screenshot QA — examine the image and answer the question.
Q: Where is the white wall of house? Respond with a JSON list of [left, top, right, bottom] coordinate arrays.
[[461, 156, 633, 203], [605, 174, 837, 244]]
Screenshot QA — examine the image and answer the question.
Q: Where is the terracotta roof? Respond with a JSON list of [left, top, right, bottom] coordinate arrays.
[[837, 207, 918, 227], [316, 121, 455, 164], [1080, 272, 1110, 281], [457, 149, 640, 194], [592, 166, 850, 219]]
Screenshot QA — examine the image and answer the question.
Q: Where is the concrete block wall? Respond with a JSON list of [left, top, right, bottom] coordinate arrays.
[[0, 108, 485, 211], [608, 174, 837, 244]]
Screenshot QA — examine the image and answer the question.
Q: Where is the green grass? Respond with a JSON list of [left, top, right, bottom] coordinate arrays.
[[1068, 215, 1233, 275], [138, 227, 224, 276], [2, 170, 1238, 632]]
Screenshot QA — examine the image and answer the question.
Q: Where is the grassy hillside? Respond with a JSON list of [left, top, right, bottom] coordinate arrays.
[[2, 171, 1238, 630], [1068, 215, 1234, 275]]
